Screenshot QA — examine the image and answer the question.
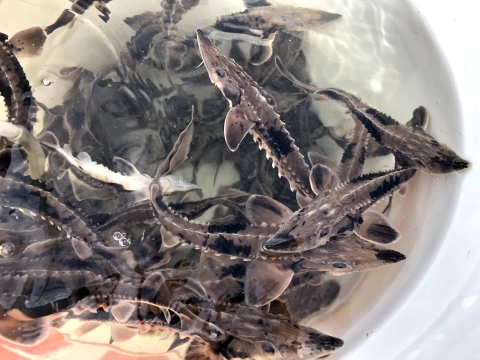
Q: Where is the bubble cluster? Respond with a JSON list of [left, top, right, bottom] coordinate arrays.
[[112, 231, 132, 247]]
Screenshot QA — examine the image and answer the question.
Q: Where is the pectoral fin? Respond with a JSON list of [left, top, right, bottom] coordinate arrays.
[[159, 175, 199, 195], [24, 239, 58, 257], [74, 322, 102, 337], [167, 332, 190, 351], [27, 274, 48, 308], [307, 151, 338, 170], [160, 226, 181, 248], [354, 210, 401, 245], [245, 259, 294, 306], [0, 314, 51, 345], [398, 184, 408, 197], [68, 170, 117, 201], [71, 238, 93, 260], [110, 324, 138, 342], [224, 105, 255, 151], [76, 151, 92, 166], [111, 302, 136, 323], [296, 192, 311, 207], [245, 194, 293, 225], [185, 338, 223, 360], [182, 278, 207, 298], [8, 27, 47, 57], [113, 156, 142, 176], [154, 120, 194, 179], [38, 131, 60, 151], [309, 164, 340, 195]]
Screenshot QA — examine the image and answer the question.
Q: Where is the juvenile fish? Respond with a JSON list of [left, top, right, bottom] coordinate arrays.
[[275, 56, 470, 174], [38, 130, 198, 201], [0, 33, 37, 132], [196, 28, 315, 202], [264, 168, 416, 252]]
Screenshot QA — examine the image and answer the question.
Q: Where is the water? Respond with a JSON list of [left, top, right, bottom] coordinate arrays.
[[0, 0, 464, 359]]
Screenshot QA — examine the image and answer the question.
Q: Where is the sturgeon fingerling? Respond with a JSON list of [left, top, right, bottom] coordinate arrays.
[[275, 56, 470, 174], [196, 28, 315, 201], [264, 168, 416, 252], [1, 3, 474, 359]]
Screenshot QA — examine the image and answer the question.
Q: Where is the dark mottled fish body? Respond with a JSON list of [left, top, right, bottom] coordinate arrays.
[[214, 5, 341, 36], [150, 189, 274, 260], [196, 28, 315, 200], [60, 278, 342, 358], [150, 184, 406, 280], [336, 120, 369, 182], [318, 88, 469, 173], [0, 177, 99, 247], [265, 168, 416, 252], [0, 33, 37, 131], [275, 56, 469, 173]]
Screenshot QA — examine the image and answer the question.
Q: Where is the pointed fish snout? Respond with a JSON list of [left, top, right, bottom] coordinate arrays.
[[264, 234, 298, 251]]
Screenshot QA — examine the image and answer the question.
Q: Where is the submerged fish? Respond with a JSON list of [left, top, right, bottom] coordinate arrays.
[[275, 56, 470, 174], [38, 128, 198, 201], [264, 168, 415, 252], [0, 33, 37, 132], [214, 5, 341, 38], [196, 28, 315, 204]]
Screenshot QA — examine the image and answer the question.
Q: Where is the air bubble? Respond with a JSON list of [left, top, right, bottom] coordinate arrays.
[[112, 231, 132, 247], [0, 243, 15, 257]]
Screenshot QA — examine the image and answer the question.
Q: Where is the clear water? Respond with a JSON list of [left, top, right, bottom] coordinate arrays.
[[0, 0, 464, 359]]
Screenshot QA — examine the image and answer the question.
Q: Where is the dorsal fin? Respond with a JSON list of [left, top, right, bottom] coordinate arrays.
[[406, 106, 429, 130], [354, 210, 401, 245], [245, 259, 294, 306], [245, 194, 293, 225], [224, 104, 255, 151], [309, 164, 340, 194]]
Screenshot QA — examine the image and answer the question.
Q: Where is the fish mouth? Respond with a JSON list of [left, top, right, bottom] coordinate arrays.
[[264, 234, 299, 252]]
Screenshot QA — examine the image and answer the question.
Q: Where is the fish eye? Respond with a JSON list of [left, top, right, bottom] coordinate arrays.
[[0, 242, 15, 257], [215, 68, 226, 78], [319, 228, 329, 237], [333, 262, 347, 269]]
